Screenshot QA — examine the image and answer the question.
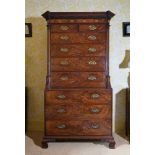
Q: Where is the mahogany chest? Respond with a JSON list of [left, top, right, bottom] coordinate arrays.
[[42, 11, 115, 149]]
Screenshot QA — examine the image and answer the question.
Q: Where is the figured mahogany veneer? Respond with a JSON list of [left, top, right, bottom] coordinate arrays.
[[51, 44, 106, 57], [51, 57, 105, 71], [51, 32, 107, 44], [45, 89, 112, 105], [42, 11, 115, 149], [50, 72, 106, 88], [46, 119, 112, 136], [45, 104, 111, 119]]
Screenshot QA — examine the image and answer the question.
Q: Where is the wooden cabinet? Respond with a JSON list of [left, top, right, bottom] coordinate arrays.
[[42, 11, 115, 149]]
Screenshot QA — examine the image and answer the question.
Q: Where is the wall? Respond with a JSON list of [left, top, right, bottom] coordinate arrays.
[[25, 0, 130, 133]]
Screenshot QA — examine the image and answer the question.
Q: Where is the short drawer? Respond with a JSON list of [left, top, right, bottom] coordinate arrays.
[[46, 119, 112, 136], [45, 89, 112, 105], [50, 32, 106, 44], [51, 57, 105, 71], [51, 24, 78, 32], [79, 24, 107, 32], [51, 44, 106, 57], [51, 72, 106, 88]]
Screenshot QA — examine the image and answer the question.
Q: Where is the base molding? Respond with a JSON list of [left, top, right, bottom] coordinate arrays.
[[42, 135, 116, 149]]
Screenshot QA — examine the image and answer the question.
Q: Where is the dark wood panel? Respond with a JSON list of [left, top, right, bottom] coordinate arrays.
[[51, 24, 78, 32], [48, 19, 108, 24], [50, 32, 107, 44], [42, 11, 115, 20], [51, 57, 105, 71], [51, 72, 106, 88], [45, 89, 112, 105], [79, 24, 107, 32], [46, 119, 112, 136], [51, 44, 106, 57]]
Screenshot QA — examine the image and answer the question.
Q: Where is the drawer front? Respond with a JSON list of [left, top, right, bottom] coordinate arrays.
[[46, 119, 111, 136], [45, 89, 112, 105], [51, 72, 106, 88], [51, 44, 106, 57], [50, 33, 106, 44], [45, 104, 111, 119], [51, 24, 78, 32], [51, 57, 105, 71], [79, 24, 107, 32]]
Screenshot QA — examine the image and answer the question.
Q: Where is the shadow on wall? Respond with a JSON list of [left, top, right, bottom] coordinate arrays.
[[115, 89, 126, 138], [25, 17, 47, 132]]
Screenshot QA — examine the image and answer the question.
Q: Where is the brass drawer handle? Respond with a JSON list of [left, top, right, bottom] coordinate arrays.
[[88, 25, 97, 30], [60, 25, 69, 31], [57, 94, 66, 99], [60, 35, 69, 40], [91, 93, 100, 99], [60, 60, 69, 66], [88, 60, 97, 65], [90, 108, 100, 113], [88, 35, 96, 40], [88, 75, 97, 81], [56, 124, 66, 129], [57, 108, 65, 113], [60, 48, 69, 53], [60, 75, 68, 81], [88, 47, 96, 53], [91, 123, 100, 129]]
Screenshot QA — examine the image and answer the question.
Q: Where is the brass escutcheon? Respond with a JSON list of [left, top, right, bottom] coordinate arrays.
[[60, 60, 69, 66], [88, 25, 97, 30], [88, 35, 96, 40], [56, 124, 66, 129], [60, 25, 69, 31], [60, 75, 68, 81], [60, 35, 69, 40], [88, 75, 97, 81], [91, 123, 100, 129], [90, 108, 100, 113], [60, 48, 69, 52], [91, 93, 100, 99], [88, 47, 96, 53], [57, 94, 66, 99], [88, 60, 97, 65]]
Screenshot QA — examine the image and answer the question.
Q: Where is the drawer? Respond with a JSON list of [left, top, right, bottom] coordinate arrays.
[[79, 24, 107, 32], [50, 33, 106, 44], [51, 24, 78, 32], [51, 57, 105, 71], [45, 104, 111, 119], [46, 119, 111, 136], [51, 72, 106, 88], [45, 104, 82, 119], [51, 44, 106, 57], [45, 89, 112, 105]]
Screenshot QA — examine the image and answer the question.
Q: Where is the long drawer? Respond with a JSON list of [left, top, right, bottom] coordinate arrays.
[[50, 32, 106, 44], [46, 119, 112, 136], [51, 44, 106, 57], [51, 72, 106, 88], [45, 104, 111, 119], [45, 89, 112, 105], [51, 57, 105, 71]]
